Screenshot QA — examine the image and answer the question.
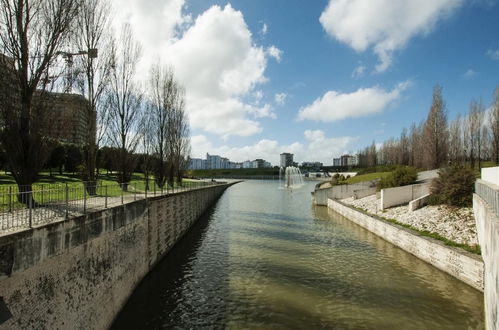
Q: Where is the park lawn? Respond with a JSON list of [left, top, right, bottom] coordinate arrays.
[[0, 171, 204, 211], [343, 172, 392, 184]]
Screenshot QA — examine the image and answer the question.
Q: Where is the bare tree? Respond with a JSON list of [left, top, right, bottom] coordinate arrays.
[[423, 85, 448, 169], [468, 98, 485, 169], [73, 0, 113, 192], [398, 128, 410, 166], [0, 0, 79, 203], [147, 64, 175, 188], [168, 88, 190, 185], [448, 114, 463, 164], [490, 86, 499, 164], [106, 25, 142, 189]]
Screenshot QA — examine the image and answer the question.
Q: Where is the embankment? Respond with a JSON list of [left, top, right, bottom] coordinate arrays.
[[0, 183, 234, 329], [327, 198, 483, 292]]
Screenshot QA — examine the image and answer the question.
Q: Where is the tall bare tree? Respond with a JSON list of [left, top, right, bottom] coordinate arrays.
[[0, 0, 79, 202], [73, 0, 113, 192], [490, 86, 499, 164], [106, 25, 142, 189], [423, 85, 448, 169], [448, 114, 463, 164], [169, 88, 190, 185], [468, 98, 485, 169], [398, 128, 410, 166], [147, 64, 174, 188]]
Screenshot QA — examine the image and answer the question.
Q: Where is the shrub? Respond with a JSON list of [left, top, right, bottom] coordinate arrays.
[[377, 166, 418, 190], [429, 165, 477, 207]]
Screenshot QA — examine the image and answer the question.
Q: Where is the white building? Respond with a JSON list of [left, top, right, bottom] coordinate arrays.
[[206, 153, 222, 169], [188, 158, 206, 170], [280, 153, 293, 168]]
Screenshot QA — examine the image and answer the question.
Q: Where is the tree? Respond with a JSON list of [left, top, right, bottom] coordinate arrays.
[[468, 98, 485, 169], [73, 0, 113, 192], [448, 114, 463, 164], [146, 64, 173, 189], [398, 128, 410, 166], [490, 87, 499, 164], [47, 143, 66, 175], [169, 91, 190, 185], [0, 0, 79, 203], [423, 85, 448, 169], [106, 25, 143, 190]]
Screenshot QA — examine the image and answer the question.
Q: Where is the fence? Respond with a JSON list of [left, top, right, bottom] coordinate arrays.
[[0, 180, 223, 234]]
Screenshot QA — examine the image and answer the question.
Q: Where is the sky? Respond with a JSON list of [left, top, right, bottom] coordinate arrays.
[[110, 0, 499, 166]]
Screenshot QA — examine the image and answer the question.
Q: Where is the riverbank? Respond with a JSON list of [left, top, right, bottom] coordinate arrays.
[[327, 198, 484, 291], [341, 195, 478, 247]]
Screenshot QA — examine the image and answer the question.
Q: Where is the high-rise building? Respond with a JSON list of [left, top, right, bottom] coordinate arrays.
[[280, 153, 294, 168]]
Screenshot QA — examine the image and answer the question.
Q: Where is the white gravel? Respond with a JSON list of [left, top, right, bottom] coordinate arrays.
[[341, 195, 478, 246]]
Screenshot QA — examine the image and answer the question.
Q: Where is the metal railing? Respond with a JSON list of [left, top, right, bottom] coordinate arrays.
[[0, 180, 223, 234], [476, 179, 499, 217]]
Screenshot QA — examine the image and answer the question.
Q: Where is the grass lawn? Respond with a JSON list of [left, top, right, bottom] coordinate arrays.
[[0, 170, 203, 211], [343, 172, 392, 184]]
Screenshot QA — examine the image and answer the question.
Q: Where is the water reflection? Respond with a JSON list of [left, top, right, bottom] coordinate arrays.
[[112, 180, 484, 329]]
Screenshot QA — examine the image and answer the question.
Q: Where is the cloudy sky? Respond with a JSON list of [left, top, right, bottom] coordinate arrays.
[[111, 0, 499, 165]]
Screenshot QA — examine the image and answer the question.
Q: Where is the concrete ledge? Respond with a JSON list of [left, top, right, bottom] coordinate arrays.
[[313, 182, 374, 206], [474, 192, 499, 330], [482, 167, 499, 186], [380, 183, 430, 210], [327, 198, 484, 291], [353, 187, 377, 200], [408, 193, 431, 211]]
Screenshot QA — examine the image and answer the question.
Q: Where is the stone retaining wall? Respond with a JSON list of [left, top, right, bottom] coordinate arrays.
[[474, 177, 499, 330], [0, 184, 232, 329], [327, 198, 484, 291]]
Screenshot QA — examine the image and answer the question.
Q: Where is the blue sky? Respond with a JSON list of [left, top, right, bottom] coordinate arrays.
[[112, 0, 499, 165]]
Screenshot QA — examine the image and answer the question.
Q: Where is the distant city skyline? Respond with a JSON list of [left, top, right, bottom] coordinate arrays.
[[111, 0, 499, 165]]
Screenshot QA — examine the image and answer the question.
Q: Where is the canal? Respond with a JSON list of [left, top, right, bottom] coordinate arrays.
[[112, 180, 484, 329]]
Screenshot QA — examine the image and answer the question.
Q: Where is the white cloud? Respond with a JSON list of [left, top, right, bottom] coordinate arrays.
[[486, 49, 499, 60], [275, 93, 288, 106], [463, 68, 478, 78], [266, 45, 283, 62], [352, 65, 366, 78], [261, 23, 268, 36], [191, 130, 357, 165], [298, 81, 410, 122], [319, 0, 462, 72], [112, 3, 277, 138]]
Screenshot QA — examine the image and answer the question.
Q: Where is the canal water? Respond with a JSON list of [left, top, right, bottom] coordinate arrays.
[[112, 180, 484, 329]]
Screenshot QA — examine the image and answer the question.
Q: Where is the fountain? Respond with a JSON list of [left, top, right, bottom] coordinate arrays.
[[280, 166, 304, 188]]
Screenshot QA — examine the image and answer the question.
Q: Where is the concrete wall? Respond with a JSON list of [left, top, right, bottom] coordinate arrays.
[[353, 187, 377, 200], [408, 194, 431, 211], [327, 198, 484, 291], [313, 182, 374, 206], [474, 177, 499, 330], [380, 183, 430, 210], [0, 184, 231, 329], [482, 167, 499, 186]]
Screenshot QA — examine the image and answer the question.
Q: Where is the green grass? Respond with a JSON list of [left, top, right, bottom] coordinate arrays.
[[342, 172, 391, 184], [0, 170, 204, 211]]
